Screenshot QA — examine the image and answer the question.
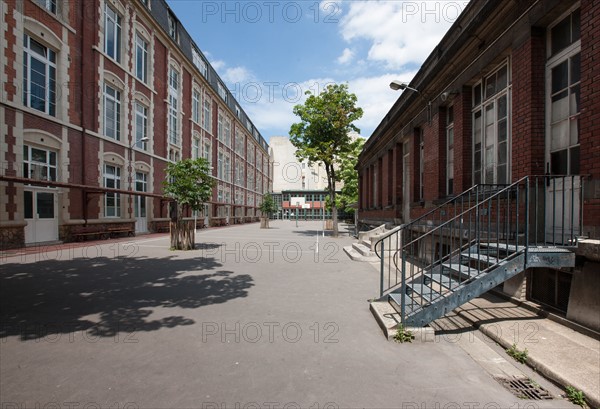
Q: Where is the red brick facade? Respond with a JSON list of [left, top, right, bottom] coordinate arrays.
[[358, 0, 599, 239], [0, 0, 271, 248]]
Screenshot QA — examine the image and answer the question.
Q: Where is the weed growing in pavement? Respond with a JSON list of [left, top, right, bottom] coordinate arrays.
[[565, 386, 587, 407], [506, 343, 528, 364], [393, 325, 414, 343]]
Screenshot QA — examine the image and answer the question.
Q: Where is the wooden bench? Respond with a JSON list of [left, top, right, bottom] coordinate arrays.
[[107, 226, 135, 238], [72, 227, 108, 241]]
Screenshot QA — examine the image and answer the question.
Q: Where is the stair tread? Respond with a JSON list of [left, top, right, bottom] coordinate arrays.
[[423, 271, 459, 289], [441, 263, 480, 276], [406, 283, 441, 302], [388, 293, 420, 315], [461, 252, 502, 265]]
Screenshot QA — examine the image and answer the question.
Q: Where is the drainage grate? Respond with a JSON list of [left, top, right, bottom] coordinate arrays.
[[494, 376, 554, 400]]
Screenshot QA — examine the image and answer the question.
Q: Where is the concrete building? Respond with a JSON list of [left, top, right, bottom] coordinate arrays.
[[0, 0, 271, 248], [358, 0, 599, 330]]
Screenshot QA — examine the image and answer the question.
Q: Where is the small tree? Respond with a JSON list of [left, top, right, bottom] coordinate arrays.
[[335, 137, 364, 218], [163, 158, 214, 250], [259, 193, 277, 228], [290, 83, 363, 237]]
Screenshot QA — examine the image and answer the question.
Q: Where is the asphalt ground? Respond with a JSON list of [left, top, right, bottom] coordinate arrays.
[[0, 220, 577, 408]]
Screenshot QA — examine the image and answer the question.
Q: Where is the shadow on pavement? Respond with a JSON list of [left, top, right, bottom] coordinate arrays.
[[0, 252, 253, 341]]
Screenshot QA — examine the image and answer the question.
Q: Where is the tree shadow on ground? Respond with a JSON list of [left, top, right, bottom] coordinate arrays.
[[0, 252, 253, 340]]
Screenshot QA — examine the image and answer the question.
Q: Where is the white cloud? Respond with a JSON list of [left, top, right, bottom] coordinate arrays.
[[339, 1, 467, 69], [222, 66, 254, 84], [347, 71, 418, 137], [337, 48, 354, 64]]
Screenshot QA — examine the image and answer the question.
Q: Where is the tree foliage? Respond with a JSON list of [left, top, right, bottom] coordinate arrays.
[[334, 137, 365, 216], [289, 83, 363, 237], [163, 158, 214, 250], [259, 193, 277, 216]]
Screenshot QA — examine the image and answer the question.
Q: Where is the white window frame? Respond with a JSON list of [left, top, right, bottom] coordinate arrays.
[[135, 33, 148, 83], [104, 164, 121, 217], [192, 48, 207, 77], [203, 138, 212, 167], [35, 0, 57, 14], [23, 145, 57, 182], [135, 102, 148, 150], [192, 136, 201, 159], [104, 3, 122, 63], [192, 88, 201, 123], [23, 34, 56, 116], [168, 66, 179, 145], [218, 82, 228, 103], [202, 95, 212, 133], [168, 12, 178, 41], [104, 83, 121, 140]]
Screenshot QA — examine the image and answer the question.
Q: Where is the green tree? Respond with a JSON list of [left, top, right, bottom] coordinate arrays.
[[335, 137, 364, 217], [163, 158, 214, 250], [259, 193, 277, 228], [289, 83, 363, 237]]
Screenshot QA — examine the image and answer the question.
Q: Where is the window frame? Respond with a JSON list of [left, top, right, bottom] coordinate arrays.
[[168, 66, 180, 145], [104, 164, 121, 217], [103, 83, 121, 141], [23, 145, 57, 182], [104, 3, 122, 63], [23, 34, 56, 116], [134, 102, 148, 150], [135, 32, 148, 83]]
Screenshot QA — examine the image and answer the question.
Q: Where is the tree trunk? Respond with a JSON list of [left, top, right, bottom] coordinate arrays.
[[170, 219, 195, 250], [326, 163, 339, 238]]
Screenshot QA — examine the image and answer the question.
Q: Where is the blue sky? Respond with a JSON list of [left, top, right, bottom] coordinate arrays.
[[167, 1, 469, 142]]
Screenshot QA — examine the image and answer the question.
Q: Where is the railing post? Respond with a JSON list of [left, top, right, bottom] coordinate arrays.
[[379, 239, 385, 298], [401, 250, 406, 325], [525, 177, 529, 269]]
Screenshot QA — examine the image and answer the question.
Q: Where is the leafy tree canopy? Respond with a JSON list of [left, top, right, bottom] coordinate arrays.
[[163, 158, 214, 212]]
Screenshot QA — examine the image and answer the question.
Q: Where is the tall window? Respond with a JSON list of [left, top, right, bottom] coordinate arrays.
[[23, 34, 56, 116], [217, 113, 224, 142], [192, 136, 200, 159], [224, 118, 231, 147], [192, 89, 201, 123], [168, 12, 178, 41], [104, 84, 121, 140], [23, 145, 57, 181], [218, 82, 227, 103], [446, 106, 454, 195], [217, 151, 224, 179], [192, 48, 207, 77], [472, 62, 510, 184], [203, 138, 212, 166], [104, 4, 121, 62], [135, 172, 147, 218], [135, 33, 148, 83], [134, 102, 148, 150], [203, 96, 212, 132], [418, 129, 424, 200], [547, 8, 580, 176], [104, 164, 121, 217], [235, 130, 245, 156], [224, 154, 231, 183], [168, 67, 179, 145]]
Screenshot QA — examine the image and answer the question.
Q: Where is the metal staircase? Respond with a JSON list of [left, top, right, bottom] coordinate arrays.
[[375, 175, 582, 327]]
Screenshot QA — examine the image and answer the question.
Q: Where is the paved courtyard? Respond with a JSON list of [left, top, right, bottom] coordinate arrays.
[[0, 221, 571, 408]]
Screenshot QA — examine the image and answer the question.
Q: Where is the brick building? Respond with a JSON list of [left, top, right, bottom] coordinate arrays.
[[358, 0, 599, 330], [0, 0, 271, 248]]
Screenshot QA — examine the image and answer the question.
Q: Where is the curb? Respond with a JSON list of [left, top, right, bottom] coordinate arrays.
[[457, 310, 600, 408], [370, 302, 436, 343]]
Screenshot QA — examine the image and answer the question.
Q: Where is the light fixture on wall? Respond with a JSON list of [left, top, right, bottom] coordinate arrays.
[[390, 80, 431, 124], [440, 90, 459, 103]]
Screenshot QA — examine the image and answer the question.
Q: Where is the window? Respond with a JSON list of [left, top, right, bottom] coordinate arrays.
[[23, 34, 56, 116], [134, 102, 148, 150], [547, 9, 580, 176], [168, 67, 179, 145], [472, 62, 510, 184], [104, 84, 121, 140], [418, 129, 424, 200], [135, 172, 147, 218], [192, 89, 201, 123], [34, 0, 57, 14], [192, 136, 201, 159], [224, 154, 231, 183], [247, 144, 255, 165], [135, 33, 148, 83], [168, 12, 178, 41], [235, 130, 245, 156], [104, 4, 121, 62], [217, 151, 224, 179], [203, 138, 212, 166], [203, 96, 212, 132], [104, 164, 121, 217], [224, 118, 231, 147], [218, 112, 224, 142], [192, 48, 207, 77], [446, 106, 454, 195], [247, 169, 254, 191], [218, 82, 227, 103], [23, 145, 57, 181], [235, 106, 241, 118], [235, 161, 245, 186]]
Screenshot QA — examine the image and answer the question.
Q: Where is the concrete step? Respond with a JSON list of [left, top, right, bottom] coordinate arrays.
[[343, 245, 379, 262], [352, 242, 374, 257]]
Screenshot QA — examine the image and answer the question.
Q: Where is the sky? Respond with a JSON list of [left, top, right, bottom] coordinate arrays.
[[167, 0, 470, 142]]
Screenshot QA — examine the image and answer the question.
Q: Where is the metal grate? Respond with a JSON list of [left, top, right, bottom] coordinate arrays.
[[494, 376, 554, 400]]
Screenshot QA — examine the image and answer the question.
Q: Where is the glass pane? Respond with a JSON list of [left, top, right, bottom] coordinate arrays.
[[551, 15, 571, 56], [498, 95, 507, 119], [49, 167, 56, 181], [572, 9, 580, 43], [551, 149, 568, 175], [498, 141, 507, 165], [49, 151, 56, 166], [37, 192, 54, 219], [23, 145, 29, 160], [485, 74, 496, 99], [497, 165, 507, 185], [24, 191, 33, 219], [569, 85, 580, 116], [569, 146, 580, 175], [498, 119, 507, 143], [473, 84, 481, 107], [570, 117, 579, 145], [31, 148, 46, 163], [552, 61, 568, 94], [570, 53, 580, 84], [551, 120, 569, 151], [497, 66, 508, 90], [551, 91, 569, 122]]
